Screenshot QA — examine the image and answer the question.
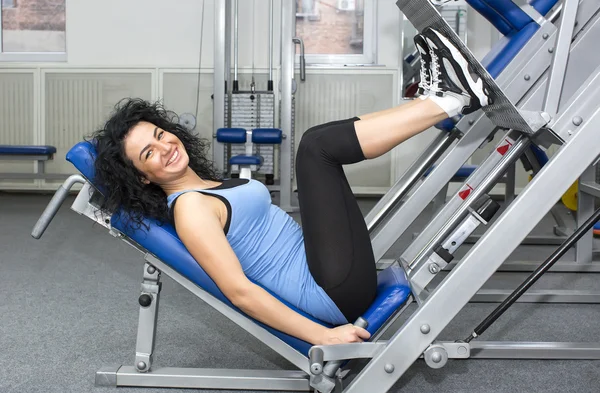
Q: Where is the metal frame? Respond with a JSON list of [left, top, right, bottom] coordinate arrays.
[[0, 154, 69, 180], [368, 12, 561, 264], [212, 0, 298, 212], [343, 42, 600, 393], [370, 0, 600, 284]]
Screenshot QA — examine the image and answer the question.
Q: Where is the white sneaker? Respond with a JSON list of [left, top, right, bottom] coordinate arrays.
[[423, 27, 490, 115]]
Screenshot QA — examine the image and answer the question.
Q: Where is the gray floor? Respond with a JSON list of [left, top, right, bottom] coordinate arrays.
[[1, 191, 600, 393]]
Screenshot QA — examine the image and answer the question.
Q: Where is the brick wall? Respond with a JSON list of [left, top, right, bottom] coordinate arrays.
[[296, 0, 363, 55], [2, 0, 66, 31]]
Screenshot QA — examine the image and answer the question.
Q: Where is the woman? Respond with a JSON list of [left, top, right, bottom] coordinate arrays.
[[92, 29, 489, 346]]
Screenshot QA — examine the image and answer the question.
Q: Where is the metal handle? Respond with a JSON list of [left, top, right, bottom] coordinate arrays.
[[308, 347, 324, 375], [321, 317, 369, 377], [293, 37, 306, 82], [31, 174, 85, 239]]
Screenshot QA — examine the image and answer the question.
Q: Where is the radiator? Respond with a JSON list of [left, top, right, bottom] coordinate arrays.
[[0, 72, 35, 177]]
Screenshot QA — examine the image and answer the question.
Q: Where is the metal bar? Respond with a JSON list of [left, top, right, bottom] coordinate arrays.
[[468, 204, 600, 340], [505, 162, 516, 204], [455, 260, 600, 273], [469, 342, 600, 359], [0, 155, 53, 160], [142, 254, 311, 374], [279, 0, 294, 212], [407, 134, 530, 274], [366, 130, 459, 233], [344, 72, 600, 393], [542, 0, 580, 118], [268, 0, 273, 83], [0, 173, 70, 180], [134, 264, 161, 372], [471, 289, 600, 304], [402, 132, 522, 265], [233, 0, 239, 85], [213, 0, 227, 174], [464, 233, 567, 246], [576, 165, 596, 263], [580, 180, 600, 199], [102, 367, 310, 391], [310, 342, 385, 363], [30, 174, 85, 239], [370, 118, 491, 262]]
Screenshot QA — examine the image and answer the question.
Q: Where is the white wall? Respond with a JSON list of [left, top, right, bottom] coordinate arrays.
[[67, 0, 215, 67], [66, 0, 403, 69]]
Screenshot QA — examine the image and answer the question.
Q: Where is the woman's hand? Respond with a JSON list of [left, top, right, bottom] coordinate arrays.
[[320, 324, 371, 345]]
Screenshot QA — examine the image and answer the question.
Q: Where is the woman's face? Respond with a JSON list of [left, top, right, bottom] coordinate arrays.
[[123, 121, 190, 185]]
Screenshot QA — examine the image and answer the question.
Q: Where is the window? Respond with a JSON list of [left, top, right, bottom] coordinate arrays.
[[1, 0, 66, 61], [295, 0, 375, 65]]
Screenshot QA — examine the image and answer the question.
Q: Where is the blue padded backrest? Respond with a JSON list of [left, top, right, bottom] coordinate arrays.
[[66, 141, 97, 183], [0, 145, 57, 155], [65, 141, 413, 357]]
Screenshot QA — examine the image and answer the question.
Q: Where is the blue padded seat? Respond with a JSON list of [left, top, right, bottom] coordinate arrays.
[[0, 145, 57, 156], [252, 128, 283, 144], [216, 128, 247, 144], [65, 141, 413, 356], [229, 155, 262, 166]]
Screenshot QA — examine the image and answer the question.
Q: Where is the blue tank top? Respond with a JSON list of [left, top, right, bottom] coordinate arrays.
[[166, 179, 348, 326]]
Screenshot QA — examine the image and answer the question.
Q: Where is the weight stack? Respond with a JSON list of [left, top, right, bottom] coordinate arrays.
[[225, 92, 275, 177], [224, 92, 296, 182]]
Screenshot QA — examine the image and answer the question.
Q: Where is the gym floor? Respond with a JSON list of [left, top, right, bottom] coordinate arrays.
[[1, 191, 599, 393]]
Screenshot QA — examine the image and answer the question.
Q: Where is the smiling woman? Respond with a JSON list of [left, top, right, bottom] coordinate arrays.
[[90, 98, 220, 231]]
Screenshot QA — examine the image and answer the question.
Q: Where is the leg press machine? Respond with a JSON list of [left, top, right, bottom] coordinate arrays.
[[32, 0, 600, 391]]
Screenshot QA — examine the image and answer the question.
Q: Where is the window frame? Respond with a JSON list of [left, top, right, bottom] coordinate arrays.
[[295, 0, 377, 66], [0, 1, 67, 62]]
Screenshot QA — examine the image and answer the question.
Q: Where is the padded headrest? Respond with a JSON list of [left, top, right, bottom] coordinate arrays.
[[66, 141, 98, 185]]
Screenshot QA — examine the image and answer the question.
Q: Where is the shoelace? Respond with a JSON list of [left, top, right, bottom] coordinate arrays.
[[418, 57, 430, 90], [428, 50, 443, 94]]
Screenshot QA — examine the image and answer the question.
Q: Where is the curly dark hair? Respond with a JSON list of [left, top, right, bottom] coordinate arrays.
[[88, 98, 220, 232]]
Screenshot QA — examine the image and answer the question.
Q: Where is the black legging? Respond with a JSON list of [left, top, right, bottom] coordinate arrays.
[[296, 117, 378, 323]]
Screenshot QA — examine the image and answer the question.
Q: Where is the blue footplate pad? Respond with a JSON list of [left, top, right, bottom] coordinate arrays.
[[66, 141, 413, 356]]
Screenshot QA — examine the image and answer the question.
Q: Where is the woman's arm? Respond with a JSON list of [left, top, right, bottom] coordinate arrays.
[[173, 192, 369, 345]]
